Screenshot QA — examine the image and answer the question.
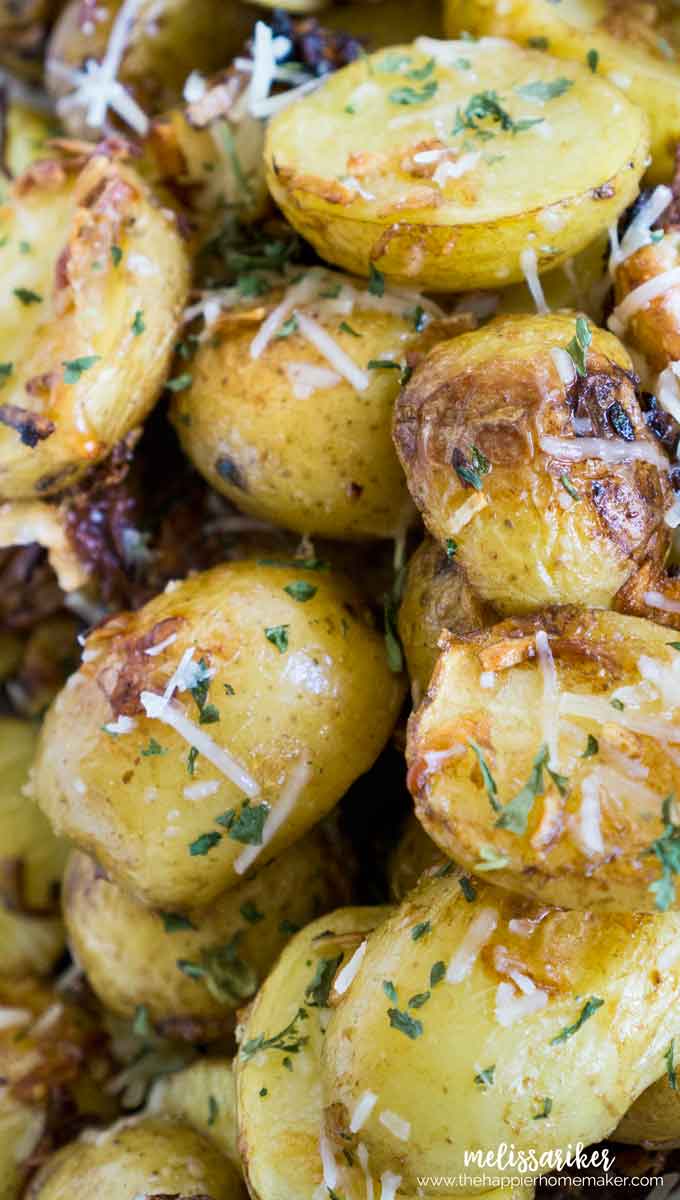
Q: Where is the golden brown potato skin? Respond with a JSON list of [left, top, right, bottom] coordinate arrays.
[[0, 153, 189, 500], [407, 606, 680, 912], [34, 560, 404, 908], [393, 314, 672, 615], [26, 1116, 245, 1199], [611, 228, 680, 373], [615, 1073, 680, 1149], [171, 271, 451, 540], [0, 975, 116, 1200], [63, 824, 351, 1037], [266, 39, 647, 290], [46, 0, 258, 133], [150, 1057, 241, 1168], [0, 718, 68, 976], [445, 0, 680, 184], [322, 873, 680, 1192], [398, 536, 495, 697]]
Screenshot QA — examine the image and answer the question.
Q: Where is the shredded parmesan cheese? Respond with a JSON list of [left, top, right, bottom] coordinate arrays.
[[104, 715, 136, 735], [433, 152, 480, 187], [550, 346, 576, 389], [284, 361, 341, 399], [446, 907, 498, 983], [520, 247, 549, 315], [295, 311, 370, 391], [643, 590, 680, 615], [350, 1089, 378, 1133], [576, 772, 605, 857], [233, 757, 311, 874], [379, 1110, 411, 1142], [656, 362, 680, 425], [319, 1132, 338, 1191], [609, 267, 680, 336], [495, 981, 548, 1026], [0, 1007, 32, 1030], [358, 1144, 375, 1200], [335, 940, 368, 997], [53, 0, 149, 134], [183, 780, 220, 801], [535, 631, 560, 769], [559, 691, 680, 743], [380, 1172, 402, 1200], [539, 434, 668, 469], [610, 186, 672, 268], [448, 490, 489, 534], [144, 633, 178, 657], [249, 275, 319, 359], [140, 692, 260, 796]]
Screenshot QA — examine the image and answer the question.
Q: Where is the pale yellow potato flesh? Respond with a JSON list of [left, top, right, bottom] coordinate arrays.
[[26, 1116, 245, 1199], [171, 268, 449, 540], [0, 154, 189, 500], [151, 1057, 242, 1168], [445, 0, 680, 183], [393, 313, 672, 615], [407, 607, 680, 912], [266, 38, 648, 290], [63, 824, 349, 1034], [34, 560, 404, 908], [0, 717, 67, 976], [322, 873, 680, 1192]]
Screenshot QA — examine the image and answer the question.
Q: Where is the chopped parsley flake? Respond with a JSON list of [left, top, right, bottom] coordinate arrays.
[[648, 794, 680, 911], [582, 734, 599, 758], [265, 625, 289, 653], [611, 698, 625, 711], [459, 875, 477, 902], [274, 315, 299, 339], [111, 245, 123, 266], [0, 362, 12, 387], [305, 953, 343, 1008], [187, 746, 199, 775], [408, 991, 430, 1008], [387, 1007, 423, 1039], [240, 1006, 309, 1061], [445, 538, 457, 559], [189, 830, 222, 856], [550, 996, 604, 1045], [560, 474, 580, 501], [475, 846, 510, 872], [389, 80, 438, 105], [468, 740, 499, 812], [132, 309, 145, 336], [284, 580, 317, 602], [208, 1095, 219, 1126], [141, 737, 166, 757], [667, 1039, 678, 1090], [565, 316, 591, 378], [132, 1003, 151, 1038], [533, 1097, 553, 1120], [454, 445, 491, 490], [165, 373, 193, 392], [339, 321, 361, 337], [587, 48, 599, 73], [63, 355, 100, 384], [430, 960, 446, 986], [14, 287, 42, 305], [475, 1065, 495, 1087], [383, 979, 398, 1004], [368, 264, 385, 297], [453, 90, 543, 138], [161, 911, 196, 932], [515, 78, 573, 102], [216, 800, 270, 845], [411, 920, 431, 941]]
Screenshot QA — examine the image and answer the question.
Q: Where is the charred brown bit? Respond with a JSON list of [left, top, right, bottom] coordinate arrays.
[[267, 12, 363, 76], [0, 404, 55, 448], [0, 544, 63, 632], [566, 363, 639, 440], [0, 858, 60, 916], [639, 390, 680, 458]]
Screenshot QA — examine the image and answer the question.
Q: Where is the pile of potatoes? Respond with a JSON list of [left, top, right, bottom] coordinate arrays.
[[7, 0, 680, 1195]]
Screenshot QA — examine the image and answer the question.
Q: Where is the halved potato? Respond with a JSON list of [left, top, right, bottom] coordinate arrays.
[[265, 38, 648, 290], [407, 606, 680, 912], [0, 151, 189, 500], [34, 559, 404, 908], [398, 536, 494, 698], [26, 1115, 245, 1199], [0, 717, 67, 976], [46, 0, 258, 136], [321, 872, 680, 1192], [150, 1057, 241, 1168], [393, 313, 673, 615], [63, 823, 351, 1037], [171, 267, 459, 540], [444, 0, 680, 184]]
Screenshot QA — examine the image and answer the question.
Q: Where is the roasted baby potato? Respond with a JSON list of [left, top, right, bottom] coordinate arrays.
[[2, 104, 56, 187], [320, 873, 680, 1191], [0, 151, 189, 501], [615, 1073, 680, 1149], [445, 0, 680, 184], [498, 231, 610, 324], [46, 0, 258, 137], [0, 974, 115, 1200], [236, 905, 390, 1200], [63, 824, 350, 1037], [265, 38, 648, 290], [171, 267, 454, 540], [398, 536, 494, 698], [609, 194, 680, 375], [407, 606, 680, 912], [388, 811, 442, 901], [26, 1115, 245, 1199], [150, 1057, 241, 1168], [0, 717, 67, 976], [393, 313, 673, 615], [34, 559, 404, 908]]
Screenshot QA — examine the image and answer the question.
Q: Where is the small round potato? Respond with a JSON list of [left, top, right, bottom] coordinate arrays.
[[46, 0, 258, 136], [0, 974, 116, 1199], [34, 559, 404, 908], [150, 1057, 241, 1168], [0, 151, 189, 500], [407, 606, 680, 912], [63, 824, 351, 1037], [0, 718, 67, 976], [444, 0, 680, 184], [321, 873, 680, 1192], [265, 38, 648, 290], [393, 313, 673, 615], [235, 906, 391, 1200], [388, 811, 443, 901], [615, 1073, 680, 1149], [26, 1115, 244, 1199], [171, 267, 453, 540], [398, 536, 494, 698]]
